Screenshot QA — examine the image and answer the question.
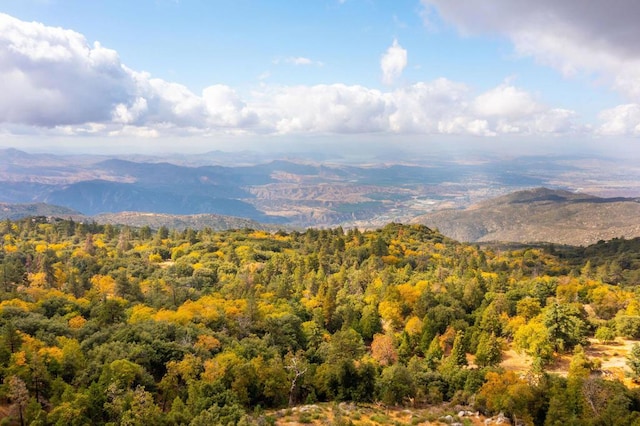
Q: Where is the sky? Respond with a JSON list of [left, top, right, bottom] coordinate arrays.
[[0, 0, 639, 156]]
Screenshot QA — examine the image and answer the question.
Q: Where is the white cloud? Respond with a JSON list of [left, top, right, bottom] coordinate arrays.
[[0, 13, 134, 126], [273, 56, 323, 67], [421, 0, 640, 100], [203, 85, 258, 128], [597, 104, 640, 136], [286, 57, 312, 66], [254, 84, 390, 134], [113, 97, 148, 124], [380, 39, 407, 85], [473, 84, 541, 119], [0, 12, 581, 139]]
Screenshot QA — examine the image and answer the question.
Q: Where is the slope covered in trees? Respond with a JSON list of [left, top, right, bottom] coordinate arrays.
[[1, 218, 640, 425]]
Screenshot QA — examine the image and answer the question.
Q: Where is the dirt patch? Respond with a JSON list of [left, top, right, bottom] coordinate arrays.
[[585, 338, 639, 384], [271, 403, 489, 425], [500, 347, 533, 372], [500, 338, 640, 385]]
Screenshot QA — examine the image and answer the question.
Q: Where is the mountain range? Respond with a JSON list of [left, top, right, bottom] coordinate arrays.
[[2, 148, 640, 244], [3, 187, 640, 246]]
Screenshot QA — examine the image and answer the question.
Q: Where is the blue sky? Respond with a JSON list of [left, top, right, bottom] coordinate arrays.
[[0, 0, 639, 155]]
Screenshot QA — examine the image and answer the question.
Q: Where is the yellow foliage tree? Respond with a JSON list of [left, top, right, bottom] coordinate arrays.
[[90, 274, 116, 298]]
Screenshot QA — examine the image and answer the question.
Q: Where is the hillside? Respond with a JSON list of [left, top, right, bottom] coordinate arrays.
[[413, 187, 640, 245], [92, 211, 280, 231], [0, 202, 282, 232], [1, 219, 640, 424], [0, 202, 82, 220]]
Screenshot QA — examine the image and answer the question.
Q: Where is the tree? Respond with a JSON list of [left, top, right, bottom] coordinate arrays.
[[514, 319, 554, 364], [543, 302, 586, 353], [371, 333, 397, 366], [568, 345, 592, 379], [446, 330, 467, 368], [120, 386, 164, 426], [285, 353, 307, 407], [477, 371, 535, 425], [475, 332, 502, 367], [424, 334, 443, 370], [594, 326, 616, 344], [6, 375, 29, 426], [359, 304, 382, 341], [377, 364, 415, 406], [626, 343, 640, 382], [326, 328, 365, 364]]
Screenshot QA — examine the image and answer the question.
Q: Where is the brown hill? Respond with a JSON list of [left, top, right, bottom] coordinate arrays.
[[412, 187, 640, 245]]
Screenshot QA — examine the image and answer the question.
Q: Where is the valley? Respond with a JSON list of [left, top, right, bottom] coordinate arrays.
[[3, 148, 640, 247], [3, 148, 640, 232]]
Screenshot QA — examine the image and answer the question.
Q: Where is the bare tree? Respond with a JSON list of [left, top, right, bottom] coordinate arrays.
[[7, 375, 29, 426], [285, 353, 307, 407]]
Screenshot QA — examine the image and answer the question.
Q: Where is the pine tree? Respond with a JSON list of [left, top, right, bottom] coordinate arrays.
[[475, 332, 502, 367]]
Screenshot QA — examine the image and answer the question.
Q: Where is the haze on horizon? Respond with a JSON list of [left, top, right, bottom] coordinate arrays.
[[0, 1, 639, 161]]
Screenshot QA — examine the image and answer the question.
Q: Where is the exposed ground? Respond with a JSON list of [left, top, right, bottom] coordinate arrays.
[[500, 338, 638, 386], [270, 402, 488, 425]]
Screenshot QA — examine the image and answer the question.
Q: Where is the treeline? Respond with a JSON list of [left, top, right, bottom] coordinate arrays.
[[0, 217, 640, 424]]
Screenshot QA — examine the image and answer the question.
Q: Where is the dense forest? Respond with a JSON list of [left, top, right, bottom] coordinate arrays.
[[1, 217, 640, 425]]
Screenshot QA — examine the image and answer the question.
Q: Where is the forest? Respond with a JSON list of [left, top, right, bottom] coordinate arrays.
[[1, 217, 640, 425]]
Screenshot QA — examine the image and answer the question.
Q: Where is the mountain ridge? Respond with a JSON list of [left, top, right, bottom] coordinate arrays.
[[413, 187, 640, 245]]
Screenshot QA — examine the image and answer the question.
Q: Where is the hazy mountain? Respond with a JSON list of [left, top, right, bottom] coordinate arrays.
[[412, 188, 640, 245], [3, 148, 640, 229], [0, 202, 82, 220]]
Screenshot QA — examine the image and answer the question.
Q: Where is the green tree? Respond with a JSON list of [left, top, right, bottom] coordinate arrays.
[[475, 332, 502, 367], [377, 364, 415, 406], [626, 343, 640, 381], [445, 330, 467, 368], [514, 319, 554, 364], [594, 325, 616, 344], [543, 302, 586, 353]]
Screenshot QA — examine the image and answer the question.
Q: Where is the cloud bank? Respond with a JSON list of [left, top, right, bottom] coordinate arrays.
[[422, 0, 640, 136], [0, 12, 581, 139]]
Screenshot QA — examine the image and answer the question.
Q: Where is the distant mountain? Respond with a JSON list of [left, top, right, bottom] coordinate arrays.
[[0, 203, 82, 220], [3, 148, 640, 229], [412, 188, 640, 245], [44, 179, 272, 219]]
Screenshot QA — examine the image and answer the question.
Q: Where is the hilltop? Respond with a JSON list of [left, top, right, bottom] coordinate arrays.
[[413, 187, 640, 245]]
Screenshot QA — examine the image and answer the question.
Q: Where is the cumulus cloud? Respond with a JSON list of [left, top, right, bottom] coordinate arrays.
[[0, 13, 134, 126], [421, 0, 640, 136], [421, 0, 640, 73], [597, 104, 640, 136], [422, 1, 640, 97], [380, 39, 407, 85], [246, 84, 387, 134], [203, 85, 258, 128], [0, 12, 580, 139], [473, 84, 541, 119]]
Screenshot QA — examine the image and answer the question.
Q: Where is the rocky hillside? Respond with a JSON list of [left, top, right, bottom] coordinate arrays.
[[412, 187, 640, 245]]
